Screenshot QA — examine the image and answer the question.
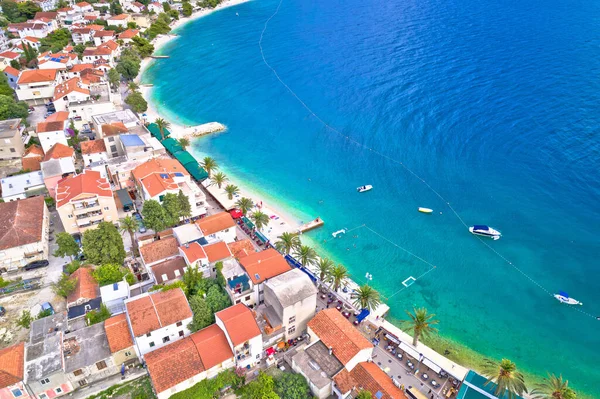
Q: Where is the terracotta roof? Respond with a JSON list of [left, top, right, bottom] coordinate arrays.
[[151, 256, 186, 284], [195, 212, 235, 236], [70, 63, 94, 72], [215, 304, 261, 346], [75, 1, 91, 6], [81, 139, 107, 155], [145, 337, 204, 393], [0, 196, 45, 251], [93, 30, 115, 37], [119, 29, 139, 39], [227, 239, 255, 259], [101, 122, 128, 136], [53, 77, 90, 101], [190, 324, 233, 370], [125, 288, 192, 337], [67, 267, 99, 304], [43, 143, 74, 161], [22, 145, 44, 171], [23, 36, 40, 43], [37, 120, 65, 133], [109, 13, 130, 20], [179, 242, 206, 264], [104, 314, 134, 353], [55, 170, 112, 208], [140, 236, 179, 266], [24, 144, 44, 157], [141, 173, 178, 198], [34, 11, 58, 19], [44, 111, 70, 122], [132, 158, 188, 182], [238, 248, 291, 284], [0, 342, 25, 388], [203, 241, 232, 263], [17, 69, 57, 84], [333, 362, 406, 399], [308, 309, 372, 365], [3, 66, 20, 76], [0, 51, 20, 60]]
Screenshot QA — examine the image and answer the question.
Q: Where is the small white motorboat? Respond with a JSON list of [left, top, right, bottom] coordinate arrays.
[[469, 225, 501, 240], [554, 291, 583, 306], [357, 185, 372, 193], [332, 229, 347, 238], [418, 207, 433, 214]]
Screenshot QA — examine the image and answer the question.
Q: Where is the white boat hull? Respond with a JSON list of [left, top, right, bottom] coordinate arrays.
[[554, 294, 582, 306], [418, 207, 433, 214], [357, 185, 373, 193], [469, 226, 501, 240]]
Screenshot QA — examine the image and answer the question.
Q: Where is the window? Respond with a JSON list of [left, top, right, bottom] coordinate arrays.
[[125, 351, 132, 357], [10, 388, 23, 397], [236, 299, 241, 304], [256, 354, 261, 359], [287, 326, 296, 335], [245, 295, 251, 301], [162, 336, 170, 343], [288, 316, 296, 324], [104, 207, 109, 210], [68, 214, 73, 218], [40, 378, 50, 385], [73, 369, 83, 376], [224, 228, 229, 232], [110, 145, 117, 153], [78, 379, 88, 387], [146, 332, 151, 337], [176, 321, 182, 327], [39, 394, 48, 399], [10, 148, 15, 153], [178, 330, 184, 337], [161, 274, 168, 282], [149, 342, 155, 347], [55, 387, 63, 394], [96, 360, 107, 370], [108, 137, 115, 142], [174, 269, 180, 277]]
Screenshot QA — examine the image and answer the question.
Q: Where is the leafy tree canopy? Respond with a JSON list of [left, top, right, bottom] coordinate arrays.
[[92, 263, 132, 286], [82, 221, 126, 265], [141, 199, 167, 232], [239, 372, 279, 399], [52, 272, 77, 298], [86, 303, 111, 325], [188, 295, 213, 332], [0, 94, 29, 120], [274, 372, 311, 399], [54, 232, 80, 260], [131, 35, 154, 58], [125, 91, 147, 113], [39, 28, 72, 53]]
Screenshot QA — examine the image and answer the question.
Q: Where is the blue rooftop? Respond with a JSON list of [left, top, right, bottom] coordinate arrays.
[[120, 134, 145, 147], [457, 371, 525, 399]]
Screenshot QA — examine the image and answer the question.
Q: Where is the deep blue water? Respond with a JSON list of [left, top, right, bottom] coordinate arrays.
[[143, 0, 600, 394]]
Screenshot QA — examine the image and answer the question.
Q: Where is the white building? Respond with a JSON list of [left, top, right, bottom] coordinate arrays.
[[106, 14, 131, 28], [0, 171, 45, 202], [81, 140, 108, 167], [195, 212, 236, 243], [100, 281, 130, 315], [178, 242, 210, 277], [15, 69, 58, 105], [37, 119, 68, 153], [215, 304, 263, 369], [238, 248, 292, 305]]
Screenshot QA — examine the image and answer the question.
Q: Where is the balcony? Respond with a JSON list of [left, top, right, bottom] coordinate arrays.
[[227, 275, 251, 297], [75, 210, 103, 220], [73, 202, 101, 214], [76, 213, 104, 227]]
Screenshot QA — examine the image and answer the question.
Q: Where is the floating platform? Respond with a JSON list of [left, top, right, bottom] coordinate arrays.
[[299, 217, 324, 233]]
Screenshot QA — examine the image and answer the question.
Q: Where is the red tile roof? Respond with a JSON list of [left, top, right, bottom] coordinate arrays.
[[104, 314, 134, 353], [141, 173, 178, 198], [308, 309, 372, 365], [70, 63, 94, 72], [190, 324, 233, 370], [67, 267, 99, 304], [125, 288, 192, 337], [55, 170, 112, 208], [0, 196, 45, 251], [227, 239, 255, 259], [0, 51, 20, 60], [140, 236, 179, 266], [109, 13, 130, 20], [119, 29, 139, 39], [43, 143, 74, 161], [215, 304, 260, 346], [333, 362, 407, 399], [203, 241, 232, 263], [101, 122, 128, 137], [132, 158, 188, 182], [0, 342, 25, 388], [238, 248, 291, 284], [44, 111, 70, 122], [23, 36, 40, 43], [37, 120, 65, 133], [145, 338, 204, 394], [195, 212, 235, 236], [17, 69, 57, 84], [53, 77, 90, 101], [24, 144, 44, 157], [179, 242, 206, 264], [22, 144, 44, 171], [151, 256, 187, 284], [3, 66, 20, 76], [81, 139, 107, 155]]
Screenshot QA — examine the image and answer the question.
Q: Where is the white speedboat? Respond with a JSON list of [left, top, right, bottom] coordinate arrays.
[[554, 291, 583, 306], [418, 207, 433, 214], [469, 225, 501, 240], [357, 185, 372, 193]]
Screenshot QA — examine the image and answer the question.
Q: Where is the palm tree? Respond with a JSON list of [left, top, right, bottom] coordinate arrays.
[[210, 171, 228, 189], [274, 232, 301, 255], [356, 391, 373, 399], [315, 257, 334, 284], [351, 284, 381, 311], [250, 210, 270, 231], [200, 156, 218, 178], [329, 264, 349, 292], [532, 373, 575, 399], [481, 359, 528, 399], [154, 118, 170, 141], [120, 216, 139, 255], [178, 137, 190, 150], [224, 184, 240, 200], [128, 81, 139, 92], [235, 197, 254, 215], [295, 245, 318, 268], [401, 307, 439, 346]]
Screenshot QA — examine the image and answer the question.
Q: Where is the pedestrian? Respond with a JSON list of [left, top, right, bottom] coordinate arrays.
[[429, 390, 432, 394]]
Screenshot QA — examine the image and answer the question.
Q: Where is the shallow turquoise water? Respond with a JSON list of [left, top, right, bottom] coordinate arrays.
[[143, 0, 600, 394]]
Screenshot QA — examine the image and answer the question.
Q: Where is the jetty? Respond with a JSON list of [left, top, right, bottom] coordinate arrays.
[[150, 55, 170, 59], [182, 122, 226, 138], [298, 217, 324, 233]]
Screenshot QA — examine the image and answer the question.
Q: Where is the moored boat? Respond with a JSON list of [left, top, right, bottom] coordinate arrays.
[[418, 207, 433, 214], [554, 291, 583, 306], [469, 225, 501, 240], [357, 185, 372, 193]]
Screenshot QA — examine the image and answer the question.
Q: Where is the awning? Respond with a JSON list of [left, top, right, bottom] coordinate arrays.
[[356, 308, 370, 323], [230, 209, 243, 219], [242, 216, 255, 230], [147, 123, 171, 140], [385, 333, 400, 345], [174, 150, 197, 166], [161, 137, 183, 154], [266, 347, 276, 356], [399, 341, 421, 359], [255, 231, 268, 243], [184, 162, 209, 181], [116, 188, 133, 210], [422, 358, 441, 373]]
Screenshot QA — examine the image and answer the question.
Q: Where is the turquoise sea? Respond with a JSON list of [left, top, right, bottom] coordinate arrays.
[[142, 0, 600, 394]]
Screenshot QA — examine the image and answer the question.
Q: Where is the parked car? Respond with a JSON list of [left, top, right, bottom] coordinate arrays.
[[0, 306, 5, 317], [24, 260, 49, 271], [133, 212, 147, 233], [41, 302, 54, 315]]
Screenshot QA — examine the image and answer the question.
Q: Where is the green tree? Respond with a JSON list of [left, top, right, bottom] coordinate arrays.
[[16, 310, 32, 329], [154, 117, 170, 140], [10, 59, 21, 70], [235, 197, 254, 215], [315, 257, 334, 284], [73, 43, 86, 59], [224, 184, 239, 200], [200, 156, 218, 178], [110, 0, 123, 14], [215, 261, 226, 287], [17, 0, 41, 19], [125, 91, 148, 113], [274, 373, 311, 399], [0, 0, 22, 22], [141, 199, 168, 233], [120, 216, 139, 256], [107, 68, 120, 91], [92, 263, 129, 286], [205, 285, 231, 313], [52, 272, 77, 298], [161, 192, 182, 226], [356, 391, 373, 399], [210, 171, 228, 188], [0, 95, 29, 120], [37, 308, 53, 319], [250, 210, 269, 231], [274, 232, 300, 255], [39, 28, 72, 53], [86, 304, 112, 325], [532, 374, 576, 399], [127, 81, 139, 92], [146, 15, 171, 39], [150, 280, 186, 292], [178, 137, 190, 150], [295, 245, 317, 267], [22, 43, 38, 63], [170, 370, 244, 399], [189, 295, 213, 332], [182, 265, 204, 297], [82, 222, 126, 265], [131, 35, 155, 57], [177, 190, 192, 220], [54, 232, 80, 260], [162, 1, 171, 11], [351, 284, 381, 311], [239, 372, 278, 399], [65, 260, 81, 275], [167, 9, 179, 19], [329, 264, 348, 292], [482, 359, 528, 399], [117, 54, 141, 80], [401, 307, 439, 346], [182, 1, 192, 16]]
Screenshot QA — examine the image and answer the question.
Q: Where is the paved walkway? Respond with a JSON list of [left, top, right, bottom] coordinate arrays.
[[67, 368, 148, 399]]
